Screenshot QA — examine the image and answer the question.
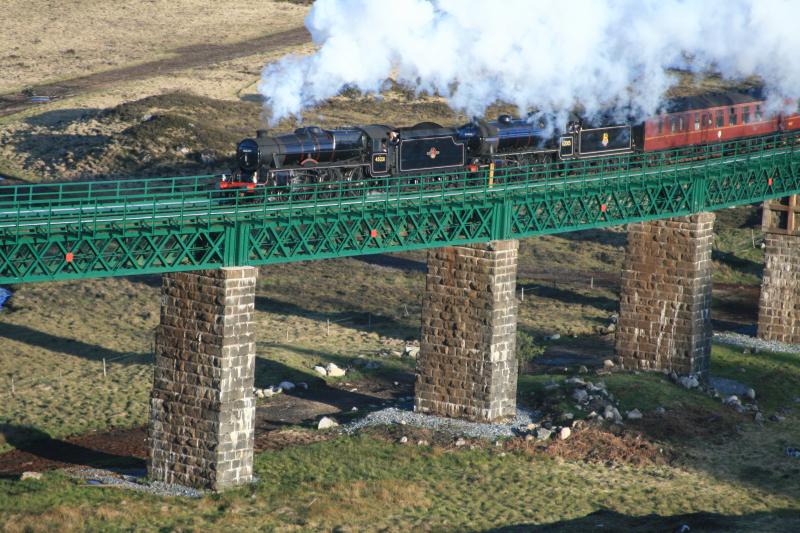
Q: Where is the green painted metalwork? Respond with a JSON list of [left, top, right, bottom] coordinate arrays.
[[1, 132, 799, 283]]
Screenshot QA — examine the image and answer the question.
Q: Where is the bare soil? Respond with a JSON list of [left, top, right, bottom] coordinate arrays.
[[0, 28, 309, 118]]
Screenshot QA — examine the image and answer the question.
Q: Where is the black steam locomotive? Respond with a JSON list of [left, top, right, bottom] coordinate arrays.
[[221, 114, 633, 191]]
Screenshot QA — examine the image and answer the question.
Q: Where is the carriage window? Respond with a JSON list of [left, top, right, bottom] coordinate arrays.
[[679, 116, 685, 131], [755, 105, 763, 121], [716, 111, 724, 127], [694, 113, 700, 131], [658, 118, 663, 134], [670, 117, 677, 133], [729, 107, 738, 126], [707, 114, 713, 126], [743, 106, 750, 124]]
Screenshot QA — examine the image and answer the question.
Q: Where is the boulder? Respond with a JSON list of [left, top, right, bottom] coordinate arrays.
[[278, 381, 295, 392], [558, 427, 571, 440], [678, 375, 699, 389], [318, 416, 339, 429], [603, 359, 615, 369], [326, 363, 346, 377], [535, 427, 553, 440], [572, 389, 589, 403], [745, 388, 756, 401], [20, 472, 42, 481], [314, 365, 328, 376], [626, 409, 643, 420]]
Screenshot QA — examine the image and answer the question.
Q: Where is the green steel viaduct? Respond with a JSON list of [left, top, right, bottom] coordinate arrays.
[[2, 131, 799, 490]]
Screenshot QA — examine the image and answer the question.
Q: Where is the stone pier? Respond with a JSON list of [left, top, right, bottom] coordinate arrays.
[[148, 267, 257, 491], [758, 196, 800, 342], [616, 213, 715, 377], [415, 240, 519, 422]]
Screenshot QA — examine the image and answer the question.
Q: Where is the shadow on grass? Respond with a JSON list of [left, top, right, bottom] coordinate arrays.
[[354, 253, 426, 272], [712, 249, 763, 277], [0, 424, 145, 477], [0, 322, 148, 365], [482, 508, 800, 532], [518, 283, 617, 311], [255, 295, 418, 340]]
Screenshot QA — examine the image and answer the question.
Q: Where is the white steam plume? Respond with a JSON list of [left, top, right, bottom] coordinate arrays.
[[258, 0, 800, 126]]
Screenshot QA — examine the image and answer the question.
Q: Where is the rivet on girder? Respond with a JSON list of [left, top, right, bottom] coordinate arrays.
[[600, 204, 607, 213], [370, 229, 378, 238], [65, 252, 74, 263], [768, 178, 773, 186]]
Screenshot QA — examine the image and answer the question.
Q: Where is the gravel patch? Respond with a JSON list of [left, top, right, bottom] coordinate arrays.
[[64, 467, 203, 498], [342, 405, 540, 440], [713, 330, 800, 355]]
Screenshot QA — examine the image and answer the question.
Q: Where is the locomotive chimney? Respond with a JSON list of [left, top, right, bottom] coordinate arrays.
[[256, 129, 268, 138]]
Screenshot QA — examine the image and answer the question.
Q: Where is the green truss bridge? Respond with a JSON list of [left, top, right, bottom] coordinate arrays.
[[1, 132, 799, 284]]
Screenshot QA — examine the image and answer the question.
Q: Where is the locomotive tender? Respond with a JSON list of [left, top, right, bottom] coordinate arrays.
[[223, 89, 800, 191]]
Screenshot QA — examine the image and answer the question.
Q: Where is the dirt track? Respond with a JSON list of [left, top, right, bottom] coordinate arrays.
[[0, 27, 309, 118]]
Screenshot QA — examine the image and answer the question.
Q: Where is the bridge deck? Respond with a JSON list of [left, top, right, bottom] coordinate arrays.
[[1, 132, 798, 283]]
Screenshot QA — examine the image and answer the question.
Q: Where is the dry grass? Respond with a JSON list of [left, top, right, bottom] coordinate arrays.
[[0, 0, 309, 94]]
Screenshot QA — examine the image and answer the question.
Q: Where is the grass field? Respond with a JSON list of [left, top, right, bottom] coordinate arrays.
[[1, 345, 799, 532]]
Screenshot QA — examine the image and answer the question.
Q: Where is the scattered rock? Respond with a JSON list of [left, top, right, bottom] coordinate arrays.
[[572, 389, 589, 403], [603, 359, 615, 369], [603, 405, 622, 422], [560, 412, 574, 422], [547, 333, 561, 341], [399, 436, 408, 444], [723, 395, 741, 407], [535, 427, 553, 440], [544, 381, 561, 392], [405, 346, 420, 358], [20, 472, 42, 481], [417, 440, 429, 446], [255, 389, 265, 399], [314, 365, 327, 376], [351, 406, 358, 412], [297, 382, 309, 390], [455, 438, 466, 447], [318, 416, 339, 429], [364, 361, 381, 370], [654, 406, 666, 415], [278, 381, 295, 392], [558, 427, 571, 440], [754, 412, 765, 423], [745, 388, 756, 401], [578, 365, 589, 374], [678, 375, 700, 389], [565, 377, 586, 386], [326, 363, 346, 377], [669, 371, 679, 383], [626, 409, 643, 420], [769, 414, 786, 423]]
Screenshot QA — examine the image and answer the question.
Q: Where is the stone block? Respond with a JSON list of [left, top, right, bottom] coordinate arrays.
[[616, 214, 714, 376], [415, 241, 519, 422], [148, 267, 257, 491]]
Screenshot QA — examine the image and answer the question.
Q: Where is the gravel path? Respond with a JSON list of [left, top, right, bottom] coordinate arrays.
[[343, 405, 540, 440], [64, 467, 203, 498], [713, 330, 800, 355]]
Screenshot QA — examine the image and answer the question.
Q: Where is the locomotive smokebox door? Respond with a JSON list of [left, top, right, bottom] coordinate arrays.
[[559, 136, 574, 159]]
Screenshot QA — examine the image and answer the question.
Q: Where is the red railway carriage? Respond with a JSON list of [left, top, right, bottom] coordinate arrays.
[[641, 92, 800, 152]]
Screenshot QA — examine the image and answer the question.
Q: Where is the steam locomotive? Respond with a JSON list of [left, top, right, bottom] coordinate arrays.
[[221, 89, 800, 191]]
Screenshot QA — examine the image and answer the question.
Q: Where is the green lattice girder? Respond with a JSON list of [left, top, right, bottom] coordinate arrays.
[[1, 132, 799, 283]]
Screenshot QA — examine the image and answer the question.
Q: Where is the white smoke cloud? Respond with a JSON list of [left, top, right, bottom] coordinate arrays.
[[258, 0, 800, 126]]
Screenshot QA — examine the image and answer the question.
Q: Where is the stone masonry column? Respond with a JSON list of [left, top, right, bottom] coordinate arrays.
[[758, 196, 800, 342], [148, 267, 257, 490], [616, 213, 715, 377], [415, 240, 519, 422]]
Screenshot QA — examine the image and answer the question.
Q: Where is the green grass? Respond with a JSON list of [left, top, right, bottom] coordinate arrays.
[[1, 433, 799, 532]]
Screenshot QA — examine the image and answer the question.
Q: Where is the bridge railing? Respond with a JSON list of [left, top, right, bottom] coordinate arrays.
[[0, 131, 797, 233]]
